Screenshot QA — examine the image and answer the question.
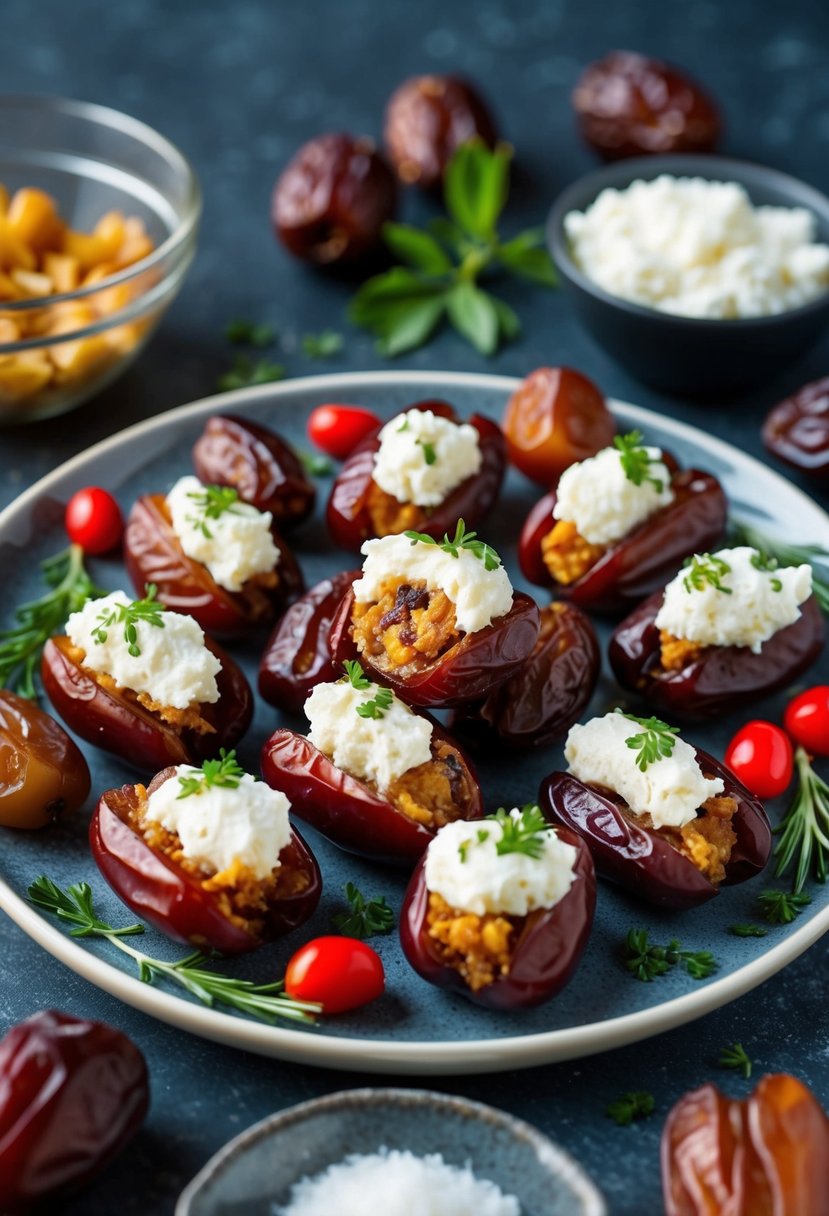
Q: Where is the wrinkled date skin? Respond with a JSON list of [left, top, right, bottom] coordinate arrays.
[[329, 586, 540, 709], [573, 51, 721, 161], [258, 569, 360, 714], [326, 400, 506, 551], [192, 415, 316, 527], [0, 691, 90, 829], [41, 634, 253, 771], [519, 463, 728, 612], [124, 492, 304, 637], [762, 377, 829, 478], [0, 1009, 149, 1211], [272, 133, 397, 266], [662, 1074, 829, 1215], [399, 826, 595, 1010], [261, 723, 483, 867], [384, 74, 497, 188], [540, 750, 771, 910], [609, 590, 826, 720], [449, 602, 600, 750], [91, 770, 321, 954]]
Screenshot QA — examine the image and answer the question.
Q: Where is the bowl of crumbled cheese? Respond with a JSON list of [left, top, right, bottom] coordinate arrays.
[[548, 155, 829, 397], [175, 1088, 606, 1216]]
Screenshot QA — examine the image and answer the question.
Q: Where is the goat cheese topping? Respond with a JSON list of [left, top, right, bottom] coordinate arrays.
[[353, 533, 513, 634], [565, 175, 829, 319], [165, 475, 279, 592], [372, 408, 482, 507], [553, 443, 674, 544], [565, 712, 724, 830], [655, 546, 813, 654], [66, 590, 220, 708]]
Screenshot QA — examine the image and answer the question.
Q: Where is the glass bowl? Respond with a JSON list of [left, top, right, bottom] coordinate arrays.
[[0, 95, 200, 424]]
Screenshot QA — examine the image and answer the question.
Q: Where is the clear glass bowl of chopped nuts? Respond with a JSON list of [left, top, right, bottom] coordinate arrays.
[[0, 96, 201, 424]]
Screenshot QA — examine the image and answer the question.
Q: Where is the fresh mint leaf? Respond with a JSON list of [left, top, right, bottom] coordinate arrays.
[[383, 223, 453, 274], [444, 139, 511, 241], [374, 296, 446, 357], [446, 282, 500, 355], [496, 236, 557, 286]]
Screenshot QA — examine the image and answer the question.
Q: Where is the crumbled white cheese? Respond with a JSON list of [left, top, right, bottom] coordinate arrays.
[[165, 475, 279, 592], [424, 809, 577, 917], [565, 175, 829, 319], [564, 712, 724, 830], [655, 546, 813, 654], [372, 408, 482, 507], [66, 590, 220, 709], [145, 769, 291, 879], [353, 533, 513, 635], [277, 1149, 520, 1216], [553, 443, 674, 544], [305, 678, 432, 791]]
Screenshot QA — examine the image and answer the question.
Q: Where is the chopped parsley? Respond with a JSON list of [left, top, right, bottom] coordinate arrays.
[[356, 687, 394, 720], [332, 882, 395, 939], [418, 439, 437, 465], [343, 659, 372, 690], [176, 749, 245, 799], [757, 888, 812, 925], [618, 711, 679, 772], [492, 804, 549, 859], [185, 484, 242, 540], [613, 430, 664, 491], [750, 550, 783, 591], [404, 519, 502, 571], [606, 1091, 655, 1126], [624, 928, 717, 982], [92, 585, 164, 657], [682, 553, 732, 595]]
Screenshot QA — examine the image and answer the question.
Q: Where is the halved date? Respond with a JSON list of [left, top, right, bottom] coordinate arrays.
[[0, 690, 90, 829]]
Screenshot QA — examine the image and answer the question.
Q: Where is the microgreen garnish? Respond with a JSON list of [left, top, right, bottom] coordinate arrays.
[[728, 923, 768, 938], [606, 1091, 655, 1127], [217, 355, 285, 392], [682, 553, 732, 595], [301, 330, 343, 359], [728, 519, 829, 614], [0, 544, 104, 699], [491, 804, 549, 860], [404, 519, 502, 571], [91, 585, 164, 657], [398, 417, 411, 432], [185, 484, 241, 539], [418, 439, 437, 466], [717, 1042, 753, 1079], [618, 711, 679, 772], [623, 929, 718, 982], [757, 888, 812, 924], [343, 659, 372, 690], [225, 319, 276, 348], [356, 687, 394, 720], [750, 550, 783, 591], [332, 882, 395, 939], [773, 747, 829, 892], [348, 140, 556, 357], [176, 749, 245, 799], [298, 451, 333, 477], [613, 431, 664, 491], [28, 876, 321, 1025]]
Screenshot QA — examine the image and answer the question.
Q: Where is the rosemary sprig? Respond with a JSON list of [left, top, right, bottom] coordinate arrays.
[[717, 1041, 753, 1079], [177, 749, 246, 799], [606, 1091, 655, 1126], [619, 712, 679, 772], [405, 519, 502, 571], [332, 883, 395, 939], [728, 923, 768, 938], [773, 747, 829, 892], [613, 431, 664, 491], [91, 585, 164, 657], [624, 929, 718, 982], [757, 888, 812, 924], [728, 519, 829, 614]]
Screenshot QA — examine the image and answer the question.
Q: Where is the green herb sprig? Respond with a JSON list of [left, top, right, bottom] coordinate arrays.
[[332, 882, 395, 939], [405, 519, 501, 571], [343, 659, 372, 690], [492, 804, 549, 859], [418, 439, 437, 466], [185, 484, 241, 539], [750, 550, 783, 592], [177, 749, 246, 799], [624, 928, 718, 982], [606, 1091, 655, 1127], [619, 712, 679, 772], [301, 330, 343, 359], [682, 553, 732, 595], [757, 888, 812, 924], [613, 431, 664, 491], [728, 519, 829, 614], [91, 585, 164, 657], [717, 1041, 753, 1079], [356, 687, 394, 720], [349, 139, 557, 357], [218, 355, 285, 392], [772, 747, 829, 892], [225, 319, 276, 348], [297, 452, 334, 477], [728, 923, 768, 938]]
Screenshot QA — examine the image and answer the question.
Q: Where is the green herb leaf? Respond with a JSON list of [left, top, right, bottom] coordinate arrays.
[[718, 1041, 753, 1079], [750, 549, 783, 592], [176, 749, 245, 799], [332, 882, 395, 939], [92, 585, 164, 657], [682, 553, 733, 595], [418, 439, 437, 466], [382, 223, 453, 274], [496, 230, 558, 286], [490, 294, 521, 341], [404, 519, 502, 571], [492, 804, 549, 859], [619, 712, 679, 772], [301, 330, 344, 359], [757, 887, 812, 924], [623, 928, 718, 982], [298, 451, 333, 477], [613, 431, 665, 491], [444, 139, 511, 242], [218, 355, 285, 392], [185, 484, 241, 539], [225, 319, 275, 348], [728, 923, 769, 938], [728, 519, 829, 615], [355, 687, 394, 720], [445, 281, 500, 355], [606, 1091, 655, 1127], [773, 746, 829, 892], [343, 659, 371, 690]]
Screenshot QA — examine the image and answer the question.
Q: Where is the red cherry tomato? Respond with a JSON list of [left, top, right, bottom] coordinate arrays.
[[284, 935, 385, 1014], [784, 686, 829, 757], [65, 487, 124, 555], [724, 720, 794, 799], [307, 404, 381, 461]]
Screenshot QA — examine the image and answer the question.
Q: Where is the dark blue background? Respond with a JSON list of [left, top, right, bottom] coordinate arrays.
[[2, 1, 829, 1212]]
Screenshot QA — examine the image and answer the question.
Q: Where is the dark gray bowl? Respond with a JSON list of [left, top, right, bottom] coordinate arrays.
[[548, 154, 829, 398], [175, 1088, 606, 1216]]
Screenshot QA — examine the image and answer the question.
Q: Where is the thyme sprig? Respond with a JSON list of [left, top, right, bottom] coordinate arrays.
[[619, 712, 679, 772], [332, 883, 395, 939], [405, 519, 502, 571], [773, 747, 829, 892], [91, 585, 164, 657], [624, 929, 718, 982], [613, 431, 664, 491], [728, 519, 829, 614], [177, 749, 246, 799]]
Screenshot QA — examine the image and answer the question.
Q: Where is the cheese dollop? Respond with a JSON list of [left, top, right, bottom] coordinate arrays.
[[553, 443, 674, 544], [145, 769, 292, 879], [654, 546, 813, 654], [353, 533, 513, 635], [165, 474, 279, 592], [66, 590, 220, 708], [564, 712, 724, 830], [305, 678, 433, 791], [424, 809, 577, 917], [372, 408, 482, 507], [565, 175, 829, 319]]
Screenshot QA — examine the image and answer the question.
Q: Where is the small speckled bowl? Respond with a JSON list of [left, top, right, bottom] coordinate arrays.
[[175, 1088, 606, 1216], [547, 154, 829, 398]]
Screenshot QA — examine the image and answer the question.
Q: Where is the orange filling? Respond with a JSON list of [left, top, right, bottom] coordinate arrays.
[[366, 480, 426, 537], [68, 642, 214, 735], [659, 629, 707, 671], [541, 519, 606, 585], [384, 740, 474, 828], [426, 891, 517, 991], [351, 576, 460, 675], [633, 794, 738, 885]]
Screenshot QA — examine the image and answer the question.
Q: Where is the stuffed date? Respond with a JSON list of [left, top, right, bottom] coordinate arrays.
[[0, 690, 90, 829]]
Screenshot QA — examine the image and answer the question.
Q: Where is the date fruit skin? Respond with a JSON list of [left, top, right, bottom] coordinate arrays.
[[449, 602, 600, 750], [609, 590, 825, 720], [400, 824, 595, 1010], [41, 634, 253, 772], [192, 415, 316, 528], [519, 463, 728, 612], [762, 377, 829, 478], [0, 1009, 149, 1211], [124, 492, 304, 637], [91, 769, 321, 954], [540, 750, 771, 910], [261, 722, 483, 867], [258, 569, 360, 714], [272, 133, 397, 266], [662, 1074, 829, 1215], [573, 50, 721, 161], [326, 400, 506, 552], [329, 585, 540, 709], [384, 75, 497, 188], [0, 690, 90, 829]]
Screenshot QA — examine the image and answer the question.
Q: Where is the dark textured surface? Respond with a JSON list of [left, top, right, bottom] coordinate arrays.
[[2, 1, 829, 1212]]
